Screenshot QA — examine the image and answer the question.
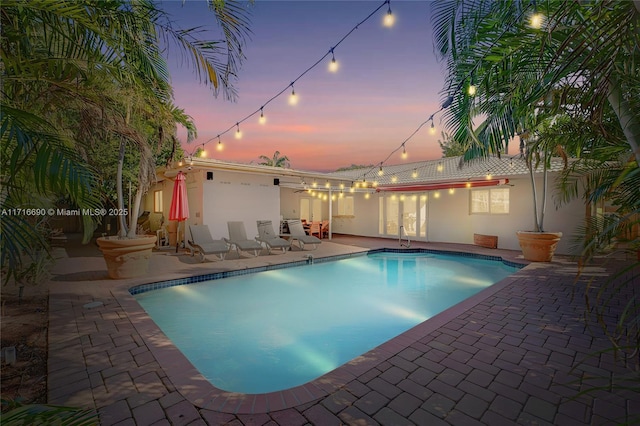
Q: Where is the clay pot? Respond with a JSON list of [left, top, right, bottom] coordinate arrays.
[[516, 231, 563, 262], [97, 235, 157, 279]]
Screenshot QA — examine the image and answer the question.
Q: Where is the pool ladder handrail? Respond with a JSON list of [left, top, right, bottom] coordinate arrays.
[[399, 225, 411, 248]]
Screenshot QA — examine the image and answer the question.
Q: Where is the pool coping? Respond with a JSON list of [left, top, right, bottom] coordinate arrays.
[[123, 248, 527, 414]]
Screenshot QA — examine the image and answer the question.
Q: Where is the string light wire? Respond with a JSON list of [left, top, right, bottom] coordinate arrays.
[[186, 0, 393, 158], [187, 0, 536, 181]]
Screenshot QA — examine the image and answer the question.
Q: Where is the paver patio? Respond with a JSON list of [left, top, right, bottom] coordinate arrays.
[[47, 235, 639, 425]]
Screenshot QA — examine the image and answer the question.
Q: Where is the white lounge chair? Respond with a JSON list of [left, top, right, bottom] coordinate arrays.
[[256, 220, 291, 254], [285, 219, 321, 250], [188, 224, 230, 262], [224, 221, 263, 257]]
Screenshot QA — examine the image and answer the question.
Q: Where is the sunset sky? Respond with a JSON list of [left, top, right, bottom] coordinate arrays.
[[164, 1, 450, 172]]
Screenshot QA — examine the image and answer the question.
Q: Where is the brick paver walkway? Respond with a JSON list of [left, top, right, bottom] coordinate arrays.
[[47, 236, 639, 425]]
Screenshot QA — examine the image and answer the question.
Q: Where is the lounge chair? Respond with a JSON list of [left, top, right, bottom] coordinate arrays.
[[188, 225, 230, 262], [256, 220, 291, 254], [224, 221, 263, 257], [285, 219, 321, 250]]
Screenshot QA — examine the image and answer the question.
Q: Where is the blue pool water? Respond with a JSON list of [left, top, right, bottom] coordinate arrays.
[[134, 252, 518, 394]]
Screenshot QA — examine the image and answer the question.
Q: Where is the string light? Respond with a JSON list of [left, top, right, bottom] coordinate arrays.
[[288, 83, 298, 105], [429, 119, 436, 135], [449, 188, 455, 195], [437, 161, 443, 172], [383, 1, 395, 27], [259, 107, 266, 124], [401, 144, 407, 159], [378, 164, 384, 176], [328, 48, 339, 72], [412, 169, 418, 178], [217, 136, 223, 151], [530, 12, 543, 29], [529, 1, 543, 29], [184, 0, 537, 177], [468, 81, 477, 96], [200, 144, 207, 158]]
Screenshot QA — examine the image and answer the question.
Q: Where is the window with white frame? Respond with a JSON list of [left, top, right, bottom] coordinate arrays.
[[470, 188, 509, 214], [335, 195, 354, 216]]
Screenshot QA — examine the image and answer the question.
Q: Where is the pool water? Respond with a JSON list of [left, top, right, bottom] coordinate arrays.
[[134, 252, 517, 394]]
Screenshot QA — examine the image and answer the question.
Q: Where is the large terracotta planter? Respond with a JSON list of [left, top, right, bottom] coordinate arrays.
[[516, 231, 563, 262], [97, 235, 157, 279]]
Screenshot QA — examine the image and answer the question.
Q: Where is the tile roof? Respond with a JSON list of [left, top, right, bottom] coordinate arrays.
[[326, 155, 567, 187]]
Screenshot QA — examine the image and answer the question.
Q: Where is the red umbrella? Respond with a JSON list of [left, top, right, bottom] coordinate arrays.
[[169, 171, 189, 252]]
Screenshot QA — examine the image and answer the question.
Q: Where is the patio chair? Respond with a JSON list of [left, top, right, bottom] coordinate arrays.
[[188, 224, 230, 262], [309, 221, 322, 239], [286, 219, 321, 250], [256, 220, 291, 254], [321, 220, 329, 239], [224, 221, 263, 257]]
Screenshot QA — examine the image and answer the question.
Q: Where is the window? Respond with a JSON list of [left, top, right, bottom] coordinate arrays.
[[471, 188, 509, 214], [335, 196, 354, 216], [153, 190, 163, 213]]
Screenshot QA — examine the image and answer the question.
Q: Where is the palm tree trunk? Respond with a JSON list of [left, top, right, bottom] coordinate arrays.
[[539, 150, 548, 233], [608, 74, 640, 166], [116, 138, 128, 237], [527, 157, 541, 232], [127, 185, 143, 238]]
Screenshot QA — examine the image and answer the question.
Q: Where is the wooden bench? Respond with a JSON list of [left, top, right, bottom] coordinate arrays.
[[474, 233, 498, 249]]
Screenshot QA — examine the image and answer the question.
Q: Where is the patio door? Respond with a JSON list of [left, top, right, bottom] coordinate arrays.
[[300, 198, 322, 222], [379, 194, 428, 238]]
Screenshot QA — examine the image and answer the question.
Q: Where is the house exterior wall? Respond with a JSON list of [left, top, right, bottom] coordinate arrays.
[[146, 169, 280, 241], [200, 170, 280, 239], [146, 166, 585, 256], [319, 174, 584, 255]]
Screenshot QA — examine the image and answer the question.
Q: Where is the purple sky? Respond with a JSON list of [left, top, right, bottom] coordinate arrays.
[[164, 1, 451, 172]]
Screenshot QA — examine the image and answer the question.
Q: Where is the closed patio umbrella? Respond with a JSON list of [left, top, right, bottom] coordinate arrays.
[[169, 171, 189, 253]]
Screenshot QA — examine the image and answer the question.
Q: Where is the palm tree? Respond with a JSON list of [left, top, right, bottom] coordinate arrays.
[[258, 151, 291, 168], [432, 0, 639, 164], [1, 0, 251, 280], [432, 0, 639, 392]]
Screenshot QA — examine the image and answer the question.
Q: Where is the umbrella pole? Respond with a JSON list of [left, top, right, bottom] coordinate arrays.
[[176, 221, 180, 253]]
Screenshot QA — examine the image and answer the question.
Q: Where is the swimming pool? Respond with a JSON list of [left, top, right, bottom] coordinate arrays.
[[133, 251, 519, 394]]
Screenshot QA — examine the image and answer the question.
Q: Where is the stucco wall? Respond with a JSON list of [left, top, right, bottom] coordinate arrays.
[[320, 174, 585, 255], [200, 170, 280, 239], [146, 168, 585, 256]]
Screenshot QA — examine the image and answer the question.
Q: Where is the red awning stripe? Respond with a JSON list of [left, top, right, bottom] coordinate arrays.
[[376, 179, 508, 192]]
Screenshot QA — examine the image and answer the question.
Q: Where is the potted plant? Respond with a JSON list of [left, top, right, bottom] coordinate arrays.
[[515, 129, 563, 262]]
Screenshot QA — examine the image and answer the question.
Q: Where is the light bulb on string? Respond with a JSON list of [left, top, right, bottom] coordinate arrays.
[[259, 107, 266, 125], [364, 192, 370, 199], [530, 13, 543, 29], [412, 169, 418, 179], [383, 2, 395, 27], [217, 136, 223, 151], [200, 144, 207, 158], [437, 161, 443, 172], [235, 123, 242, 139], [328, 49, 339, 73], [378, 165, 384, 176], [401, 144, 407, 159], [289, 84, 298, 106], [429, 120, 436, 135], [468, 82, 477, 96]]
